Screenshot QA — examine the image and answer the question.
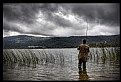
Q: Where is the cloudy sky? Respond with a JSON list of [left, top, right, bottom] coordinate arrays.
[[3, 3, 120, 37]]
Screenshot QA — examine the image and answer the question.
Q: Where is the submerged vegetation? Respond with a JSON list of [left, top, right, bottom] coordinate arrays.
[[3, 49, 65, 68], [3, 47, 120, 81], [3, 47, 120, 68], [89, 47, 120, 65]]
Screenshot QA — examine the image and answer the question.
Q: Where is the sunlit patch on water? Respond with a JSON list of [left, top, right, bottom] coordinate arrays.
[[3, 48, 120, 81]]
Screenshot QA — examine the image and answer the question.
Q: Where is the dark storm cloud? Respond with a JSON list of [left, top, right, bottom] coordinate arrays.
[[40, 3, 59, 12], [39, 3, 120, 27], [46, 14, 73, 27], [3, 3, 120, 37], [3, 19, 24, 33], [3, 3, 42, 24], [3, 3, 60, 23], [3, 3, 120, 26], [68, 3, 120, 26], [39, 4, 73, 27]]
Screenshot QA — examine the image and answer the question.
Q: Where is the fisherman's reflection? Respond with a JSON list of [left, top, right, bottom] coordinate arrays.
[[78, 69, 89, 81]]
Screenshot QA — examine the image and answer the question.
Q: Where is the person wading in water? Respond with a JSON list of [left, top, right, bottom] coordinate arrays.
[[77, 39, 89, 72]]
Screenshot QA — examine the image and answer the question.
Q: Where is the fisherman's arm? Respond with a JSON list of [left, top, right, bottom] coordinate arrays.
[[77, 46, 80, 50], [87, 46, 89, 52]]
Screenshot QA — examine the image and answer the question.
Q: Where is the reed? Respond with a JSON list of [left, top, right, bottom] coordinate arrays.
[[3, 49, 65, 68], [3, 47, 119, 69], [95, 48, 99, 63], [91, 47, 120, 64]]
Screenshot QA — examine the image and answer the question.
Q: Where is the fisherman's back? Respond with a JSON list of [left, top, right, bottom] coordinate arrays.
[[78, 44, 89, 61]]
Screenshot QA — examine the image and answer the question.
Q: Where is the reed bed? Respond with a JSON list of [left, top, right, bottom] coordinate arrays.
[[3, 49, 65, 68], [3, 47, 120, 68], [89, 47, 120, 64]]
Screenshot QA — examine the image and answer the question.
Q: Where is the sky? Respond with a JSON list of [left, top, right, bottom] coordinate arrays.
[[3, 3, 120, 37]]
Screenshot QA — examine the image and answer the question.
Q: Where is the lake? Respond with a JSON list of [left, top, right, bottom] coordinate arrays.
[[3, 47, 120, 81]]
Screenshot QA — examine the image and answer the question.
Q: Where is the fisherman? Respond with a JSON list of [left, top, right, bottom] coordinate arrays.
[[77, 39, 89, 71]]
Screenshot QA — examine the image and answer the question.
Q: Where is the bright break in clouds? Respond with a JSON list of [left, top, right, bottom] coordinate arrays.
[[3, 3, 120, 37]]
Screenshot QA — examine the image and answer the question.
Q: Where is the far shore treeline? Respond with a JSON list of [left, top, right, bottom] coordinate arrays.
[[3, 35, 120, 49]]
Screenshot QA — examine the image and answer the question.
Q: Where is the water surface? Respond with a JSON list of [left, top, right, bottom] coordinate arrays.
[[3, 48, 120, 81]]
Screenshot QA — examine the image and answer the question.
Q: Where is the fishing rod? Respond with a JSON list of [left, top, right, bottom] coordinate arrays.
[[85, 18, 89, 41]]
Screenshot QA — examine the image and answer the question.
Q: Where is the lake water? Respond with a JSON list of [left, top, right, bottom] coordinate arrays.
[[3, 48, 120, 81]]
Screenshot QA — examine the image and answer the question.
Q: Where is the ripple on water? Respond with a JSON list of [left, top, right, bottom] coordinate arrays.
[[3, 48, 120, 81]]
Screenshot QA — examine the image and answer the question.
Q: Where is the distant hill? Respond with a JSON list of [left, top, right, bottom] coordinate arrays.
[[3, 35, 120, 49]]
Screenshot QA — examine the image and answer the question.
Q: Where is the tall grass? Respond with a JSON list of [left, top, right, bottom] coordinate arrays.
[[3, 49, 65, 68], [3, 47, 120, 68], [89, 47, 120, 64]]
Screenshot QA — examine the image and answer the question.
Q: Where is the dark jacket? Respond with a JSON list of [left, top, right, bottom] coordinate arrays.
[[77, 44, 89, 61]]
